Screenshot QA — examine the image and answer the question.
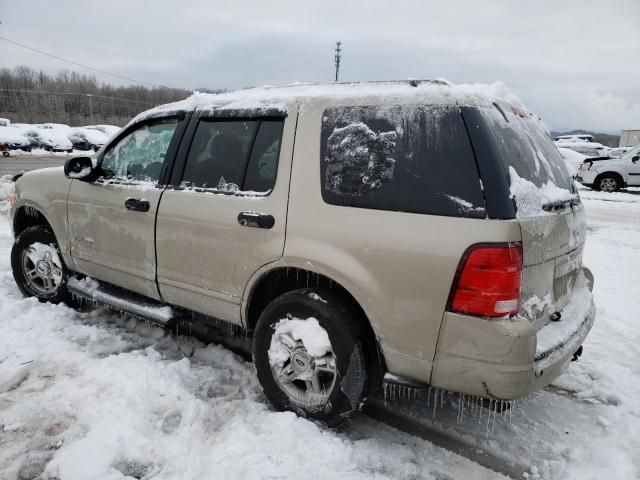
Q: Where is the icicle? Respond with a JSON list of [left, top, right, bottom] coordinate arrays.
[[432, 392, 437, 419]]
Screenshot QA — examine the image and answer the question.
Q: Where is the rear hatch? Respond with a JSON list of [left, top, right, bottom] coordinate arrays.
[[470, 104, 586, 329]]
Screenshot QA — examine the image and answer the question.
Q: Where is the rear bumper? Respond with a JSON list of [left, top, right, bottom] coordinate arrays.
[[430, 275, 595, 400]]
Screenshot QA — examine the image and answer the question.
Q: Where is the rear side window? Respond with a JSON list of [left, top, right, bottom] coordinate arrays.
[[320, 105, 485, 218], [479, 107, 573, 190], [181, 119, 284, 193]]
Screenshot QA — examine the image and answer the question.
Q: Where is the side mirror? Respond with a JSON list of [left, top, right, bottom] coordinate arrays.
[[632, 155, 639, 163], [64, 156, 99, 181]]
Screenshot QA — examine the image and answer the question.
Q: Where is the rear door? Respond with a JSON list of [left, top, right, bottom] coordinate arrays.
[[67, 114, 188, 299], [464, 105, 585, 328], [154, 107, 296, 324]]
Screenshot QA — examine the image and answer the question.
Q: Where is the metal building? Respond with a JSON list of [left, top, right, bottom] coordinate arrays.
[[619, 129, 640, 147]]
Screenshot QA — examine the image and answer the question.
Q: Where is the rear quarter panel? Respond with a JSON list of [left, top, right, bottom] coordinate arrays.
[[283, 100, 522, 383]]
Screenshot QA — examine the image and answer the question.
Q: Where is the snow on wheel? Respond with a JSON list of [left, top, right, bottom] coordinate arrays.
[[253, 288, 368, 426], [11, 226, 70, 304]]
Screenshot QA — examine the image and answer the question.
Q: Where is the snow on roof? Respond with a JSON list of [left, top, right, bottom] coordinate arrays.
[[128, 80, 532, 127]]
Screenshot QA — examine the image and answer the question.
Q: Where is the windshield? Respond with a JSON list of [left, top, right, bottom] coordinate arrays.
[[620, 146, 640, 160]]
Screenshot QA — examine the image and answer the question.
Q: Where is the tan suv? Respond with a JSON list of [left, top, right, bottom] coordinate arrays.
[[8, 81, 595, 426]]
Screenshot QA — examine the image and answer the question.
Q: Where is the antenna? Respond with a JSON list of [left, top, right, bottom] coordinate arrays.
[[334, 41, 342, 82]]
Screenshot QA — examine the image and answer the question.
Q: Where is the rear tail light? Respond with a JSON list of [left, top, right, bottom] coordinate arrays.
[[448, 243, 522, 318]]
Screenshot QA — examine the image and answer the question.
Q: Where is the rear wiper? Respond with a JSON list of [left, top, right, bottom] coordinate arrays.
[[542, 196, 580, 212]]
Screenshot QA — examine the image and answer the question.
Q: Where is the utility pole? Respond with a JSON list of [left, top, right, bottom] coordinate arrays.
[[334, 41, 342, 82], [87, 94, 93, 124]]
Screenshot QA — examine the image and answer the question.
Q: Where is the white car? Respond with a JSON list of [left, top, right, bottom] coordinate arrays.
[[12, 124, 73, 152], [608, 147, 634, 158], [555, 141, 608, 158], [554, 134, 594, 143], [576, 146, 640, 192], [558, 147, 588, 176]]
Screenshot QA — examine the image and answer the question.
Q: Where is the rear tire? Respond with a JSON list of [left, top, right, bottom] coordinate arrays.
[[253, 288, 368, 426], [596, 174, 620, 192], [11, 226, 71, 304]]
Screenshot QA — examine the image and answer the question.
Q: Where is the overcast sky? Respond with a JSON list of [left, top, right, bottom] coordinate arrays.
[[1, 0, 638, 132]]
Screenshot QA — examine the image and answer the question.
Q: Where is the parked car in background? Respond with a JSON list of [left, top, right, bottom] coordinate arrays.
[[557, 147, 588, 176], [555, 141, 608, 158], [68, 127, 109, 151], [12, 124, 73, 152], [607, 147, 633, 158], [0, 118, 11, 127], [86, 124, 121, 138], [8, 81, 594, 426], [554, 134, 594, 143], [0, 126, 32, 153], [576, 146, 640, 192]]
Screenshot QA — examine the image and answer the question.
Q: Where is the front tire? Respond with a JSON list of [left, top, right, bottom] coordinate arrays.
[[597, 174, 620, 192], [253, 288, 368, 426], [11, 226, 71, 304]]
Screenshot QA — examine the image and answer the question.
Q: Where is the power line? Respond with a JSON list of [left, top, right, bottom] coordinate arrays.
[[0, 89, 155, 105], [0, 34, 160, 88]]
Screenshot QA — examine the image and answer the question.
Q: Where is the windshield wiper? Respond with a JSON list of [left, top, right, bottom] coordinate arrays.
[[542, 196, 580, 212]]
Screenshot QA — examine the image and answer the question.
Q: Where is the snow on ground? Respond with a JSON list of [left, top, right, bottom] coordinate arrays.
[[0, 180, 639, 479], [0, 190, 504, 479]]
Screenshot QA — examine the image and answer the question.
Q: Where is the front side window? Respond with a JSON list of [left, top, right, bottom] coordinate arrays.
[[101, 118, 178, 183], [320, 105, 486, 218], [181, 118, 284, 193]]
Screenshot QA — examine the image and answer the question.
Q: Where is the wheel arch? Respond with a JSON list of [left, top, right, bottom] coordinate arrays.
[[594, 170, 626, 189], [13, 203, 55, 237], [243, 263, 386, 392]]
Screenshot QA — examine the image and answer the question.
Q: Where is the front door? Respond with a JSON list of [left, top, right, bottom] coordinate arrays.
[[155, 109, 296, 324], [627, 150, 640, 186], [67, 116, 184, 299]]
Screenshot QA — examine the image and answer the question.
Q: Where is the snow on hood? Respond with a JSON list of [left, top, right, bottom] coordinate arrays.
[[68, 127, 109, 145], [0, 126, 29, 144]]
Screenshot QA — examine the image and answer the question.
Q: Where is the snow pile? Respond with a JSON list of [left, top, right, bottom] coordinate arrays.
[[509, 167, 577, 218], [268, 317, 331, 367], [0, 176, 13, 213]]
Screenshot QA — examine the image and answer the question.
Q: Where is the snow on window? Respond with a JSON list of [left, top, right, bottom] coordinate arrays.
[[321, 105, 486, 218], [509, 167, 577, 218], [324, 122, 397, 196]]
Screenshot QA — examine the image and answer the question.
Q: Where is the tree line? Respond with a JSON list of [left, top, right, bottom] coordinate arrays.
[[0, 66, 193, 126]]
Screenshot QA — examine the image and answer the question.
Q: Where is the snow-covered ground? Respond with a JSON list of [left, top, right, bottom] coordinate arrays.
[[0, 183, 638, 480]]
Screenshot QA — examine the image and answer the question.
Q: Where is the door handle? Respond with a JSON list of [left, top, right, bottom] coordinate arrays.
[[238, 212, 275, 229], [125, 198, 150, 212]]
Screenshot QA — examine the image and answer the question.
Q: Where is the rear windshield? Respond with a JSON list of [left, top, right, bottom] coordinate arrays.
[[320, 105, 486, 218], [480, 106, 574, 190]]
